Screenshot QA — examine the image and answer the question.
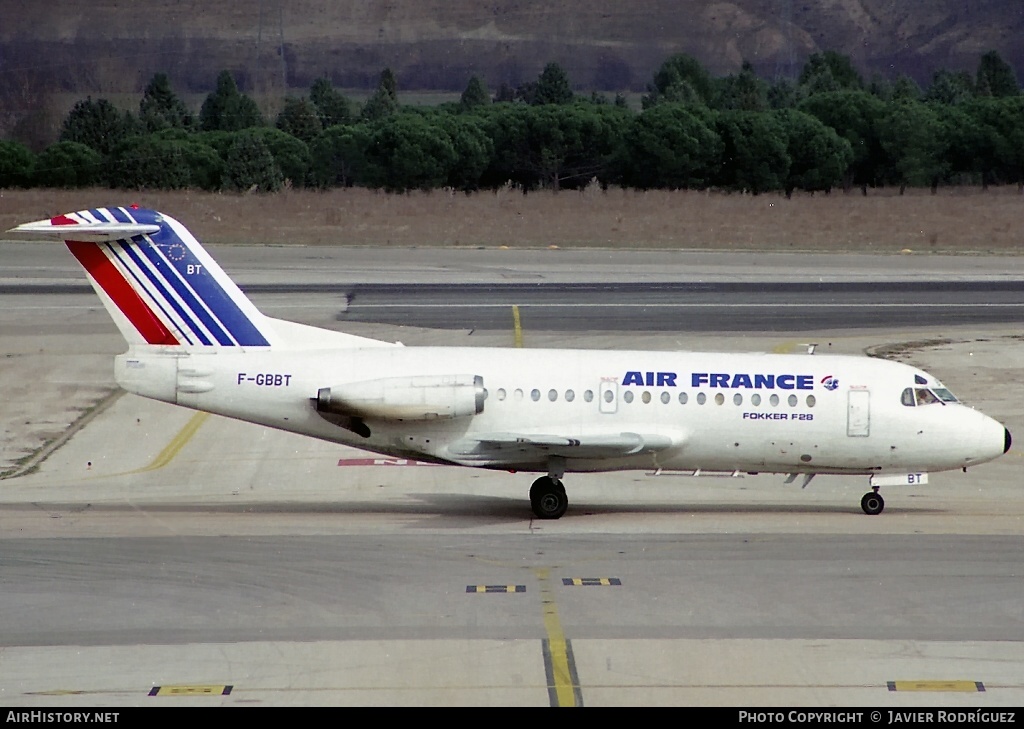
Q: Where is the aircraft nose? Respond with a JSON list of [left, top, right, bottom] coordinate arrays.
[[1005, 427, 1012, 454]]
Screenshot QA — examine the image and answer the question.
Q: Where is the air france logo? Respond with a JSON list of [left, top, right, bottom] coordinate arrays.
[[622, 371, 677, 387], [692, 372, 814, 390], [821, 375, 839, 391], [622, 371, 815, 390]]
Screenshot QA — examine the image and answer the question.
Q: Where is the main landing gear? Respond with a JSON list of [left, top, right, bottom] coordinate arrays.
[[530, 457, 568, 519], [860, 487, 885, 515], [530, 476, 568, 519]]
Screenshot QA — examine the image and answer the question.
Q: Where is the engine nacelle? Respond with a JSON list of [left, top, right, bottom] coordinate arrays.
[[316, 374, 485, 421]]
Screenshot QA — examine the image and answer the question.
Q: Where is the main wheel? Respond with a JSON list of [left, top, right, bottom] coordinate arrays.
[[530, 476, 568, 519], [861, 491, 885, 515]]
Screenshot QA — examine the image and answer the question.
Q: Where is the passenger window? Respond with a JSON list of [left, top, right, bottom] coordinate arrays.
[[584, 390, 594, 403], [770, 394, 779, 407], [696, 393, 706, 405], [714, 393, 725, 405], [641, 391, 651, 404], [623, 391, 634, 403], [733, 393, 742, 406], [548, 389, 557, 402], [751, 393, 761, 406], [603, 390, 613, 403], [661, 392, 670, 404], [531, 389, 540, 402], [901, 388, 915, 407], [514, 388, 523, 401], [496, 388, 506, 401], [788, 394, 798, 407], [806, 395, 816, 407], [565, 389, 575, 402], [679, 392, 688, 405]]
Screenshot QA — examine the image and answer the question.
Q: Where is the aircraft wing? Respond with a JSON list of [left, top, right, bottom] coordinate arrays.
[[448, 431, 679, 461]]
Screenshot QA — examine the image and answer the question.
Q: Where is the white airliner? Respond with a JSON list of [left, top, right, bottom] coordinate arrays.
[[9, 206, 1011, 519]]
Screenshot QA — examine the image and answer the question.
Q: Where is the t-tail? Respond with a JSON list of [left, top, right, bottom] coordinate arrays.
[[10, 206, 389, 352]]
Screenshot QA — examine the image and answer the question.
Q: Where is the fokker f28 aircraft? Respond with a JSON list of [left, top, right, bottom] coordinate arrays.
[[10, 207, 1012, 519]]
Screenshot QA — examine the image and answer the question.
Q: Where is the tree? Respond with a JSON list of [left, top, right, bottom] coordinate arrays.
[[494, 83, 516, 103], [925, 70, 975, 105], [310, 123, 372, 188], [34, 141, 102, 188], [363, 112, 458, 192], [713, 110, 790, 193], [867, 73, 894, 101], [484, 102, 630, 191], [139, 72, 195, 132], [475, 103, 535, 188], [799, 51, 864, 93], [798, 90, 888, 193], [936, 103, 996, 186], [642, 54, 715, 108], [310, 77, 352, 128], [109, 136, 195, 190], [964, 96, 1024, 188], [360, 68, 400, 122], [766, 77, 803, 109], [514, 80, 540, 105], [0, 140, 34, 187], [877, 99, 947, 193], [617, 103, 721, 189], [891, 75, 922, 101], [248, 126, 311, 187], [108, 129, 222, 191], [430, 112, 494, 190], [533, 63, 574, 105], [223, 130, 282, 192], [378, 68, 398, 103], [275, 97, 322, 146], [976, 50, 1019, 98], [800, 64, 841, 95], [715, 61, 769, 111], [199, 71, 264, 132], [773, 109, 853, 197], [59, 97, 138, 156], [460, 76, 491, 110]]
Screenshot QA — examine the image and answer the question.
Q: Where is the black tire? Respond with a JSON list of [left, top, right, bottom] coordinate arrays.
[[530, 477, 568, 519], [861, 491, 885, 515]]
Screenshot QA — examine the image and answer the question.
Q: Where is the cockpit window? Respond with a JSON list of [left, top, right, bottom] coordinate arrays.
[[903, 387, 953, 407]]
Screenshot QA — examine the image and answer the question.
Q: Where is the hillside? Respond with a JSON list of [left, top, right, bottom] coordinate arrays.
[[2, 0, 1021, 98]]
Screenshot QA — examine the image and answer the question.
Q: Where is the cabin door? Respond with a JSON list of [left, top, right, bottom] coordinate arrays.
[[847, 389, 870, 437]]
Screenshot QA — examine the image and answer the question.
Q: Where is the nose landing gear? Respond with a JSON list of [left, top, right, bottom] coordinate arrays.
[[861, 487, 885, 515]]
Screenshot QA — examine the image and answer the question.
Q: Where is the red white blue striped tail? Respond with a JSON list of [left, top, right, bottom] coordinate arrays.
[[11, 206, 273, 348]]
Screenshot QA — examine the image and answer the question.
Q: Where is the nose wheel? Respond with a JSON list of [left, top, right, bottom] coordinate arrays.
[[530, 476, 568, 519], [860, 488, 885, 515]]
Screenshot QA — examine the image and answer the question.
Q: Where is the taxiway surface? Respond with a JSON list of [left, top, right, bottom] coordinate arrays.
[[1, 244, 1022, 707]]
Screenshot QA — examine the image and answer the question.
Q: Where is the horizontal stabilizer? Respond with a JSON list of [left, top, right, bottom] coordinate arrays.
[[9, 219, 160, 242]]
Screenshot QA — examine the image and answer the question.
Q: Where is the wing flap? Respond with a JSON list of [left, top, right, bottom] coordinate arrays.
[[449, 431, 678, 460]]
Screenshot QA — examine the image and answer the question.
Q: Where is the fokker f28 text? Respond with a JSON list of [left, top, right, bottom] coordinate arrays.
[[10, 207, 1011, 519]]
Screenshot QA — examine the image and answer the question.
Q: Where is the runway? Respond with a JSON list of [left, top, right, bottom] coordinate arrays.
[[1, 243, 1023, 707]]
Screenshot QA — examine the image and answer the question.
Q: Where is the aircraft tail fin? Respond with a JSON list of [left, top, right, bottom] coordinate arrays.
[[9, 206, 389, 351]]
